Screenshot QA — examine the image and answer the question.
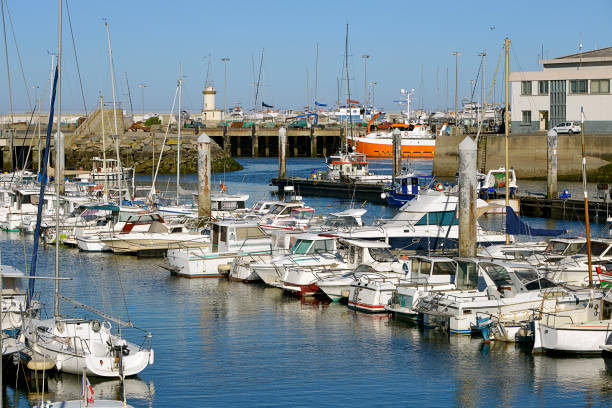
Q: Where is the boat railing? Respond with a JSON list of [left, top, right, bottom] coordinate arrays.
[[532, 309, 576, 326], [356, 275, 403, 285]]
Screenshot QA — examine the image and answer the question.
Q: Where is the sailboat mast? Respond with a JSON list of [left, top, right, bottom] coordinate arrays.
[[344, 24, 352, 150], [105, 20, 123, 203], [315, 42, 319, 103], [581, 107, 593, 287], [177, 63, 182, 206], [54, 0, 62, 318], [504, 37, 510, 244], [101, 95, 108, 202]]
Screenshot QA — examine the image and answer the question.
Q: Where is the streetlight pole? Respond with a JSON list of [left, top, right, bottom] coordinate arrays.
[[452, 51, 461, 126], [370, 82, 377, 108], [138, 83, 146, 120], [362, 54, 370, 107], [221, 57, 229, 119], [478, 51, 486, 126]]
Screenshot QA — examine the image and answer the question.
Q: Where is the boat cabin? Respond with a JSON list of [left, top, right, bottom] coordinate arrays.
[[405, 255, 457, 285], [211, 193, 249, 212], [323, 208, 366, 228], [288, 233, 337, 256], [325, 152, 371, 181], [477, 168, 518, 200], [538, 238, 587, 261], [0, 265, 26, 297], [210, 221, 271, 253], [478, 260, 557, 299], [340, 239, 397, 268], [120, 213, 165, 234]]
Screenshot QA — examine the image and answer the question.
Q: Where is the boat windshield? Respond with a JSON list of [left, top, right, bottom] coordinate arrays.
[[324, 215, 359, 228], [544, 241, 568, 255], [311, 239, 334, 254], [269, 205, 285, 215], [579, 241, 610, 257], [290, 239, 313, 255], [514, 268, 557, 290], [368, 247, 396, 263], [432, 261, 456, 276], [354, 264, 375, 273], [482, 264, 513, 287]]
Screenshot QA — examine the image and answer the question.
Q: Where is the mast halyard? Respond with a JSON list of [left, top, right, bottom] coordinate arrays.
[[504, 37, 510, 244], [105, 20, 123, 204], [101, 95, 108, 202]]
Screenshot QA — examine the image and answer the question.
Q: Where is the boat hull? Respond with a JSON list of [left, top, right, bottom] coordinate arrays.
[[349, 137, 435, 158]]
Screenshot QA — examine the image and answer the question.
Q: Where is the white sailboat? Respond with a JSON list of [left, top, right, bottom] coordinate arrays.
[[22, 18, 154, 379]]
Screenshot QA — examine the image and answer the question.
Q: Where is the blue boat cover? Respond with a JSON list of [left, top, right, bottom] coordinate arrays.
[[505, 206, 566, 236]]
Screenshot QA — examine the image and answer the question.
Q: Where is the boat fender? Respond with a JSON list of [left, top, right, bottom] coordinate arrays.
[[92, 320, 101, 333], [380, 193, 386, 199], [218, 264, 232, 273], [102, 321, 112, 333], [434, 182, 444, 192], [149, 349, 155, 365]]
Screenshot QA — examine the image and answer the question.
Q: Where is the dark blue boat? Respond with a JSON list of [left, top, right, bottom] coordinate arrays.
[[382, 174, 426, 207]]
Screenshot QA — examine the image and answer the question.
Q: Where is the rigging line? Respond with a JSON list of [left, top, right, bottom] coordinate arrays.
[[1, 0, 13, 122], [64, 0, 87, 115], [475, 48, 503, 144], [5, 0, 31, 111], [151, 84, 179, 196]]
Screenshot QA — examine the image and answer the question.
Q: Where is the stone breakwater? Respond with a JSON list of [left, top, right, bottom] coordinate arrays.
[[65, 131, 242, 174]]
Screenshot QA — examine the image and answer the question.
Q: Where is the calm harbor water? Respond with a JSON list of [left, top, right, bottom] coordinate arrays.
[[1, 157, 611, 407]]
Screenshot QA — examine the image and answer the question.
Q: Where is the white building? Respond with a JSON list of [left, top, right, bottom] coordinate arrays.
[[510, 46, 612, 134]]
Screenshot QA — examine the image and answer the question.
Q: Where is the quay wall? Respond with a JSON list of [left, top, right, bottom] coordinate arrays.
[[433, 134, 612, 179]]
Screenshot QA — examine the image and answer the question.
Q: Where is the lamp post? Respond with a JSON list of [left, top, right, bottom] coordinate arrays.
[[452, 51, 461, 126], [138, 83, 146, 120], [221, 57, 230, 118], [370, 81, 377, 108], [362, 54, 370, 107]]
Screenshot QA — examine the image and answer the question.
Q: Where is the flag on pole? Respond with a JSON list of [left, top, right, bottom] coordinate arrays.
[[82, 373, 95, 404], [347, 98, 360, 104]]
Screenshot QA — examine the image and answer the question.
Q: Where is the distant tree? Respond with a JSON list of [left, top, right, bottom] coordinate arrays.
[[144, 116, 161, 126]]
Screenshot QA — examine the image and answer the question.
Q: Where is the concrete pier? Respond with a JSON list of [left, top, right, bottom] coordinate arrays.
[[547, 129, 558, 198], [458, 137, 477, 257], [197, 133, 211, 218]]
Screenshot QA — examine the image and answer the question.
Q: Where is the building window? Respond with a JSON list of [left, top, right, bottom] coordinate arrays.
[[591, 79, 610, 94], [538, 80, 549, 95], [570, 79, 587, 94], [521, 81, 532, 95], [522, 111, 531, 125]]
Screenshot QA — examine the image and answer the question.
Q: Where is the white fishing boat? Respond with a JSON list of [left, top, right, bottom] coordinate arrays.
[[415, 259, 598, 339], [334, 189, 509, 251], [476, 167, 519, 214], [533, 294, 612, 354], [0, 265, 42, 330], [539, 238, 612, 286], [325, 151, 391, 183], [349, 255, 456, 313], [317, 239, 405, 301], [385, 256, 459, 320], [251, 233, 344, 289], [166, 221, 271, 278], [101, 218, 208, 255]]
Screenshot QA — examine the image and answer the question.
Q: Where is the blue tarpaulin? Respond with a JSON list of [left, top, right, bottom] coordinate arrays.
[[505, 206, 566, 236]]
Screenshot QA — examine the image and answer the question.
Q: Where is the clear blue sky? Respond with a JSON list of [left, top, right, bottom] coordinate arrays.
[[1, 0, 611, 114]]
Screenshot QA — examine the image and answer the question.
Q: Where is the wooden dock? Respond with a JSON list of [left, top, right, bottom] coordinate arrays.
[[519, 195, 612, 223]]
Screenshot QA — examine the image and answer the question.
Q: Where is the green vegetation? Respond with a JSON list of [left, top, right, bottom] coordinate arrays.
[[144, 116, 161, 126]]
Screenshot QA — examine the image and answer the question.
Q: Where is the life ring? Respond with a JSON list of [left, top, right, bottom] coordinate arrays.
[[434, 182, 444, 192]]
